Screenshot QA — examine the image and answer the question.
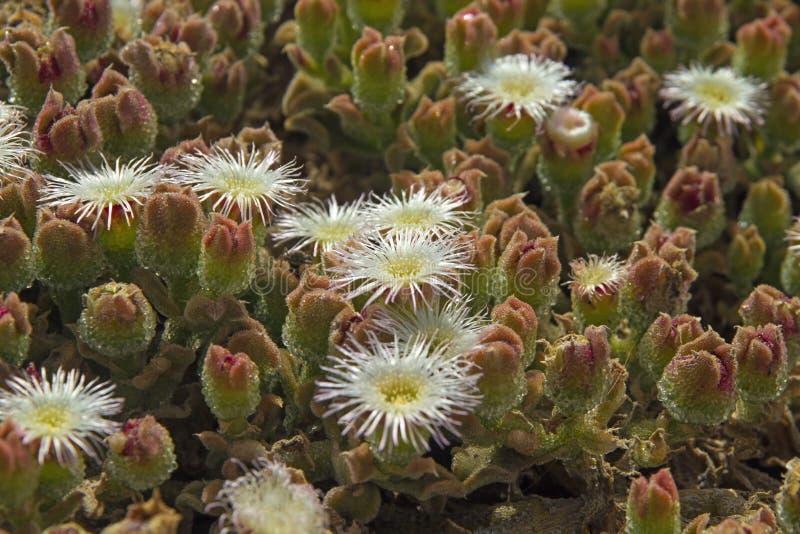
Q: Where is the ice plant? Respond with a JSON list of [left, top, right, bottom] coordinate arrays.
[[567, 254, 626, 328], [660, 64, 767, 135], [171, 148, 306, 224], [0, 368, 123, 464], [457, 53, 578, 126], [39, 156, 161, 230], [315, 335, 481, 462], [364, 189, 474, 236], [272, 196, 366, 255], [210, 458, 327, 534], [327, 230, 472, 309]]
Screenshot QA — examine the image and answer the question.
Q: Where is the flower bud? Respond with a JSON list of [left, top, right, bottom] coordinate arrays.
[[478, 0, 525, 37], [483, 193, 551, 248], [733, 14, 791, 80], [574, 161, 642, 254], [573, 85, 625, 161], [0, 28, 86, 111], [47, 0, 113, 61], [201, 345, 261, 421], [0, 420, 40, 509], [465, 324, 526, 424], [618, 135, 656, 204], [640, 28, 676, 74], [135, 188, 207, 281], [567, 254, 625, 330], [544, 326, 611, 416], [33, 89, 102, 168], [497, 231, 561, 318], [740, 284, 800, 367], [33, 213, 104, 291], [295, 0, 338, 65], [764, 72, 800, 152], [227, 327, 281, 385], [347, 0, 404, 34], [121, 37, 202, 123], [445, 147, 510, 203], [625, 468, 680, 534], [0, 176, 39, 236], [444, 7, 497, 76], [727, 224, 765, 292], [88, 69, 157, 159], [739, 179, 792, 280], [731, 323, 788, 403], [642, 223, 697, 264], [199, 52, 247, 124], [637, 313, 704, 382], [408, 97, 457, 167], [0, 293, 32, 366], [207, 0, 262, 58], [603, 58, 660, 140], [657, 330, 735, 425], [0, 217, 32, 292], [77, 282, 156, 360], [252, 254, 299, 341], [655, 167, 724, 249], [549, 0, 605, 41], [459, 230, 498, 311], [282, 272, 353, 375], [198, 214, 256, 297], [666, 0, 728, 61], [351, 28, 406, 118], [106, 416, 177, 491], [777, 457, 800, 533], [491, 296, 538, 367], [537, 106, 598, 224], [495, 27, 567, 61], [679, 132, 740, 194]]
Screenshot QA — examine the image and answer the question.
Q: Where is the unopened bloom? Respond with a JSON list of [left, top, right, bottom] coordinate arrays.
[[0, 368, 123, 464], [40, 156, 161, 230], [458, 53, 578, 125], [273, 197, 366, 255], [315, 336, 481, 458], [211, 458, 327, 534], [364, 189, 474, 236], [660, 64, 766, 135], [171, 148, 306, 224], [327, 230, 472, 309]]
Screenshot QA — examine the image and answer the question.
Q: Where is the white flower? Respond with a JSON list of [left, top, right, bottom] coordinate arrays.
[[171, 148, 306, 224], [567, 254, 625, 302], [211, 458, 328, 534], [364, 189, 474, 236], [327, 230, 472, 309], [372, 298, 485, 356], [39, 155, 161, 229], [272, 196, 366, 255], [315, 335, 481, 454], [0, 101, 36, 177], [660, 64, 767, 135], [457, 53, 578, 125], [0, 368, 123, 464]]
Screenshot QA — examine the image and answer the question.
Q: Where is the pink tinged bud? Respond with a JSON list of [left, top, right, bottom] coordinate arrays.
[[544, 326, 612, 416], [656, 330, 735, 425], [498, 230, 561, 317], [734, 14, 791, 80], [207, 0, 262, 58], [409, 97, 457, 167], [739, 285, 800, 366], [33, 90, 102, 166], [666, 0, 728, 59], [495, 27, 567, 61], [641, 223, 697, 264], [637, 313, 704, 381], [604, 58, 661, 140], [727, 224, 765, 291], [0, 419, 40, 509], [106, 416, 177, 491], [444, 7, 497, 75], [47, 0, 113, 61], [198, 214, 256, 296], [478, 0, 525, 37], [655, 167, 724, 249], [201, 51, 247, 123], [491, 296, 538, 366], [295, 0, 338, 64], [618, 135, 656, 204], [679, 132, 739, 195], [351, 28, 406, 118], [731, 323, 788, 402], [0, 217, 33, 293], [33, 216, 103, 291], [625, 468, 681, 534], [0, 292, 32, 366], [640, 28, 677, 73], [201, 345, 261, 420]]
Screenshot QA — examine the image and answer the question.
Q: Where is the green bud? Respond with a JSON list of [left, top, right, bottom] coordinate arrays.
[[201, 344, 260, 421], [625, 468, 681, 534], [733, 14, 791, 80], [777, 457, 800, 533], [198, 214, 256, 297], [295, 0, 338, 64], [0, 176, 39, 236], [77, 282, 156, 359], [33, 212, 104, 291], [728, 224, 765, 292], [47, 0, 113, 61], [549, 0, 605, 42], [478, 0, 525, 37], [640, 29, 677, 74], [544, 325, 611, 416], [251, 253, 299, 341], [444, 7, 497, 76], [0, 419, 40, 509], [679, 132, 740, 195], [497, 231, 561, 318], [351, 28, 406, 118], [121, 37, 202, 123], [0, 217, 32, 292], [0, 293, 32, 365], [200, 51, 247, 124], [603, 58, 660, 141], [637, 313, 704, 382], [739, 179, 792, 252], [654, 167, 724, 249], [207, 0, 263, 58], [574, 161, 642, 254], [666, 0, 728, 61], [656, 329, 735, 425], [764, 73, 800, 152], [106, 416, 177, 491], [227, 327, 282, 387], [731, 323, 788, 403], [618, 135, 656, 204], [573, 85, 625, 161], [347, 0, 404, 34], [408, 97, 457, 167]]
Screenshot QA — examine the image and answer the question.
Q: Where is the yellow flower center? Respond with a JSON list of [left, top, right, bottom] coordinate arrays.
[[30, 403, 72, 433], [384, 255, 423, 279], [377, 376, 421, 406], [693, 80, 735, 108]]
